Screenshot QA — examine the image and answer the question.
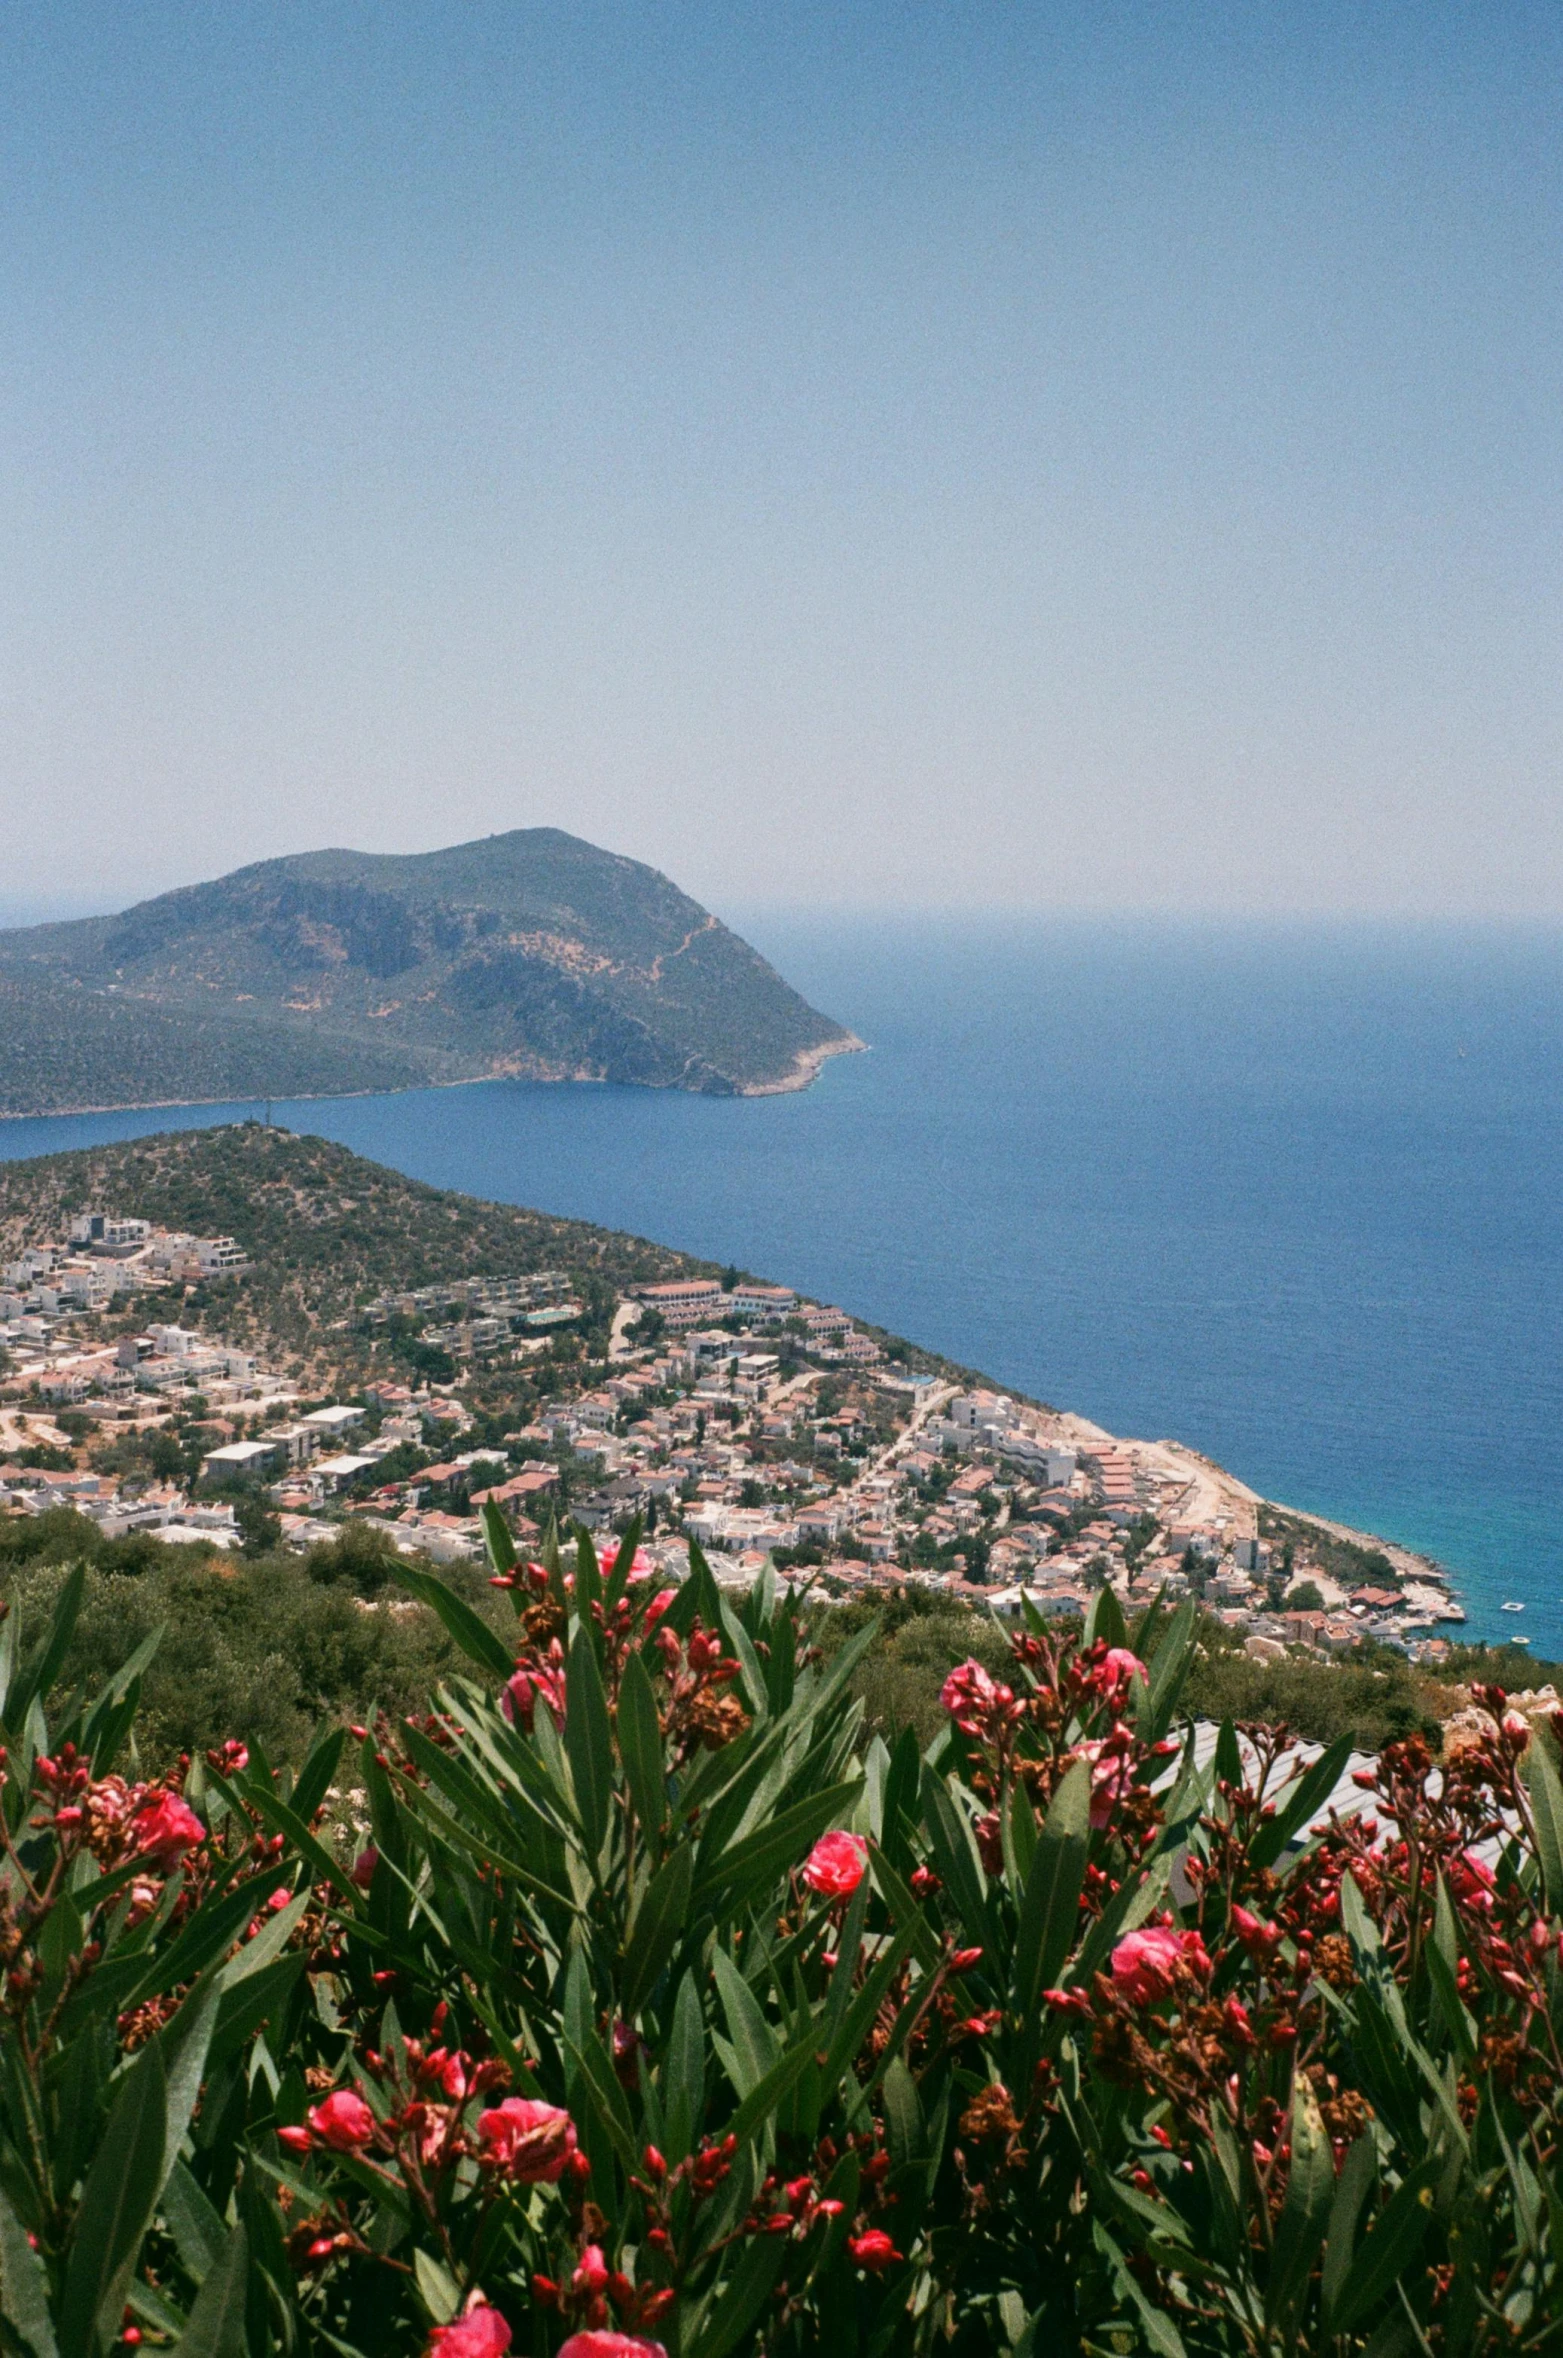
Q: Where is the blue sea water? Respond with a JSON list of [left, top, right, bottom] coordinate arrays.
[[3, 914, 1561, 1662]]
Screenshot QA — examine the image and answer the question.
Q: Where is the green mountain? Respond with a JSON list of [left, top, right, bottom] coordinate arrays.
[[0, 830, 858, 1113]]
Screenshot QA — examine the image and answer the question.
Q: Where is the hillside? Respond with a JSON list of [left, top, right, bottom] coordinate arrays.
[[0, 1124, 963, 1392], [0, 1124, 705, 1384], [0, 829, 858, 1112]]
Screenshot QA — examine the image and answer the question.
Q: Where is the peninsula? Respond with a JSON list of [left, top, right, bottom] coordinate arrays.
[[0, 829, 859, 1114]]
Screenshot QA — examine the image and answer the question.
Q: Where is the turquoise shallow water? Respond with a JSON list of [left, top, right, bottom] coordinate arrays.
[[3, 914, 1561, 1662]]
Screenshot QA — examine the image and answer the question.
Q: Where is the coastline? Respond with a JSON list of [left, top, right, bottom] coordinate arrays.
[[737, 1032, 867, 1096], [0, 1035, 870, 1125]]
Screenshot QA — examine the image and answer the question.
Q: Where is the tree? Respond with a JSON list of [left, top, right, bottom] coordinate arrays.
[[235, 1490, 282, 1557], [1287, 1579, 1326, 1613]]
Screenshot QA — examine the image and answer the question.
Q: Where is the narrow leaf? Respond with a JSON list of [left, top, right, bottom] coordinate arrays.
[[59, 2039, 167, 2358], [171, 2223, 248, 2358], [1250, 1735, 1354, 1870], [621, 1844, 693, 2017], [618, 1648, 667, 1843], [395, 1563, 514, 1681], [564, 1624, 613, 1863], [1013, 1759, 1090, 2016], [0, 2181, 59, 2358]]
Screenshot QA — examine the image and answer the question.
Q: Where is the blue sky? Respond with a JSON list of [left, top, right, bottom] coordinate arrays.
[[2, 4, 1560, 918]]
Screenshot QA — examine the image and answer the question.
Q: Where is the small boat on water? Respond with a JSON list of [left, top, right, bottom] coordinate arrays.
[[1501, 1600, 1525, 1612]]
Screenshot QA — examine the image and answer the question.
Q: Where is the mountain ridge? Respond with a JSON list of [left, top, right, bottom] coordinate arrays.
[[0, 829, 859, 1114]]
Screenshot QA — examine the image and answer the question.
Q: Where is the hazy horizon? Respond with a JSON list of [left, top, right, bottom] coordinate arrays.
[[3, 5, 1561, 918]]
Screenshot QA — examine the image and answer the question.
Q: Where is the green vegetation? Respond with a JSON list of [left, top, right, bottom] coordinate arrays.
[[816, 1583, 1473, 1755], [1259, 1501, 1405, 1591], [3, 1531, 1559, 2355], [0, 827, 854, 1112], [0, 1520, 504, 1766]]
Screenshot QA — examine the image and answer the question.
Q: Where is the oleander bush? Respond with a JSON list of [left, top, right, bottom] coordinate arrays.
[[1, 1511, 1560, 2357]]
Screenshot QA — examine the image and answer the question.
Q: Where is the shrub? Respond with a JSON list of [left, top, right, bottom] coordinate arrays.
[[1, 1524, 1559, 2354]]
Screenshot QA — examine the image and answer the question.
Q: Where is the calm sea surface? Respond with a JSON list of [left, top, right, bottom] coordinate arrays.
[[3, 914, 1561, 1661]]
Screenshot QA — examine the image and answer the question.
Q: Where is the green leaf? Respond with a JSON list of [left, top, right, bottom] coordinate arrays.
[[413, 2250, 460, 2327], [1326, 2163, 1438, 2335], [1424, 1881, 1477, 2064], [1321, 2132, 1378, 2322], [711, 1949, 780, 2095], [1139, 1598, 1197, 1743], [161, 2163, 228, 2289], [1084, 1585, 1128, 1652], [1525, 1720, 1563, 1912], [725, 2029, 831, 2148], [618, 1647, 667, 1844], [865, 1845, 944, 1972], [882, 2055, 923, 2170], [0, 1606, 18, 1724], [1091, 2220, 1186, 2358], [216, 1893, 310, 1994], [118, 1871, 292, 2012], [694, 1780, 864, 1915], [920, 1767, 990, 1934], [564, 1623, 613, 1862], [621, 1843, 693, 2017], [290, 1726, 347, 1827], [688, 2232, 789, 2358], [170, 2223, 248, 2358], [394, 1562, 514, 1681], [80, 1628, 166, 1763], [1214, 1719, 1243, 1791], [6, 1563, 86, 1732], [481, 1497, 517, 1578], [603, 1516, 644, 1609], [1250, 1735, 1353, 1870], [226, 1779, 365, 1918], [1007, 1777, 1037, 1888], [1267, 2076, 1333, 2328], [59, 2038, 167, 2358], [1012, 1759, 1090, 2016], [0, 2179, 59, 2358], [159, 1974, 223, 2188], [664, 1969, 706, 2164]]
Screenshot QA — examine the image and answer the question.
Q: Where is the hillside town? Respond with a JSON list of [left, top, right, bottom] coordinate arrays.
[[0, 1205, 1468, 1662]]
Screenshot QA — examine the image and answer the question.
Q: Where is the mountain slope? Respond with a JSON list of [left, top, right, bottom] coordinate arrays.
[[0, 830, 858, 1114]]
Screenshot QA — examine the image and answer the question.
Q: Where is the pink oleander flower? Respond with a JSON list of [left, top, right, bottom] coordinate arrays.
[[848, 2229, 903, 2272], [802, 1830, 869, 1899], [557, 2335, 669, 2358], [501, 1661, 566, 1729], [939, 1659, 1008, 1735], [350, 1846, 379, 1888], [1111, 1925, 1211, 2005], [130, 1790, 206, 1867], [572, 2245, 610, 2296], [428, 2307, 512, 2358], [476, 2097, 578, 2182], [1231, 1904, 1283, 1960], [1096, 1647, 1148, 1695], [1450, 1851, 1496, 1911], [643, 1586, 678, 1625], [307, 2089, 377, 2151], [1076, 1735, 1137, 1829]]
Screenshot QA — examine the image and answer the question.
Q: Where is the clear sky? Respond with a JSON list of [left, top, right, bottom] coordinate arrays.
[[2, 3, 1559, 921]]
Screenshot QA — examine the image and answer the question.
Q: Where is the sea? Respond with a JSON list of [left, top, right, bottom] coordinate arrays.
[[2, 913, 1560, 1665]]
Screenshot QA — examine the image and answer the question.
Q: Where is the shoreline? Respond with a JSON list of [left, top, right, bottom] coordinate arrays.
[[0, 1037, 870, 1128], [737, 1033, 867, 1096]]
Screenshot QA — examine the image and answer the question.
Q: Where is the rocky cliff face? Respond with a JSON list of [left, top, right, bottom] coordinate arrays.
[[0, 829, 856, 1112]]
